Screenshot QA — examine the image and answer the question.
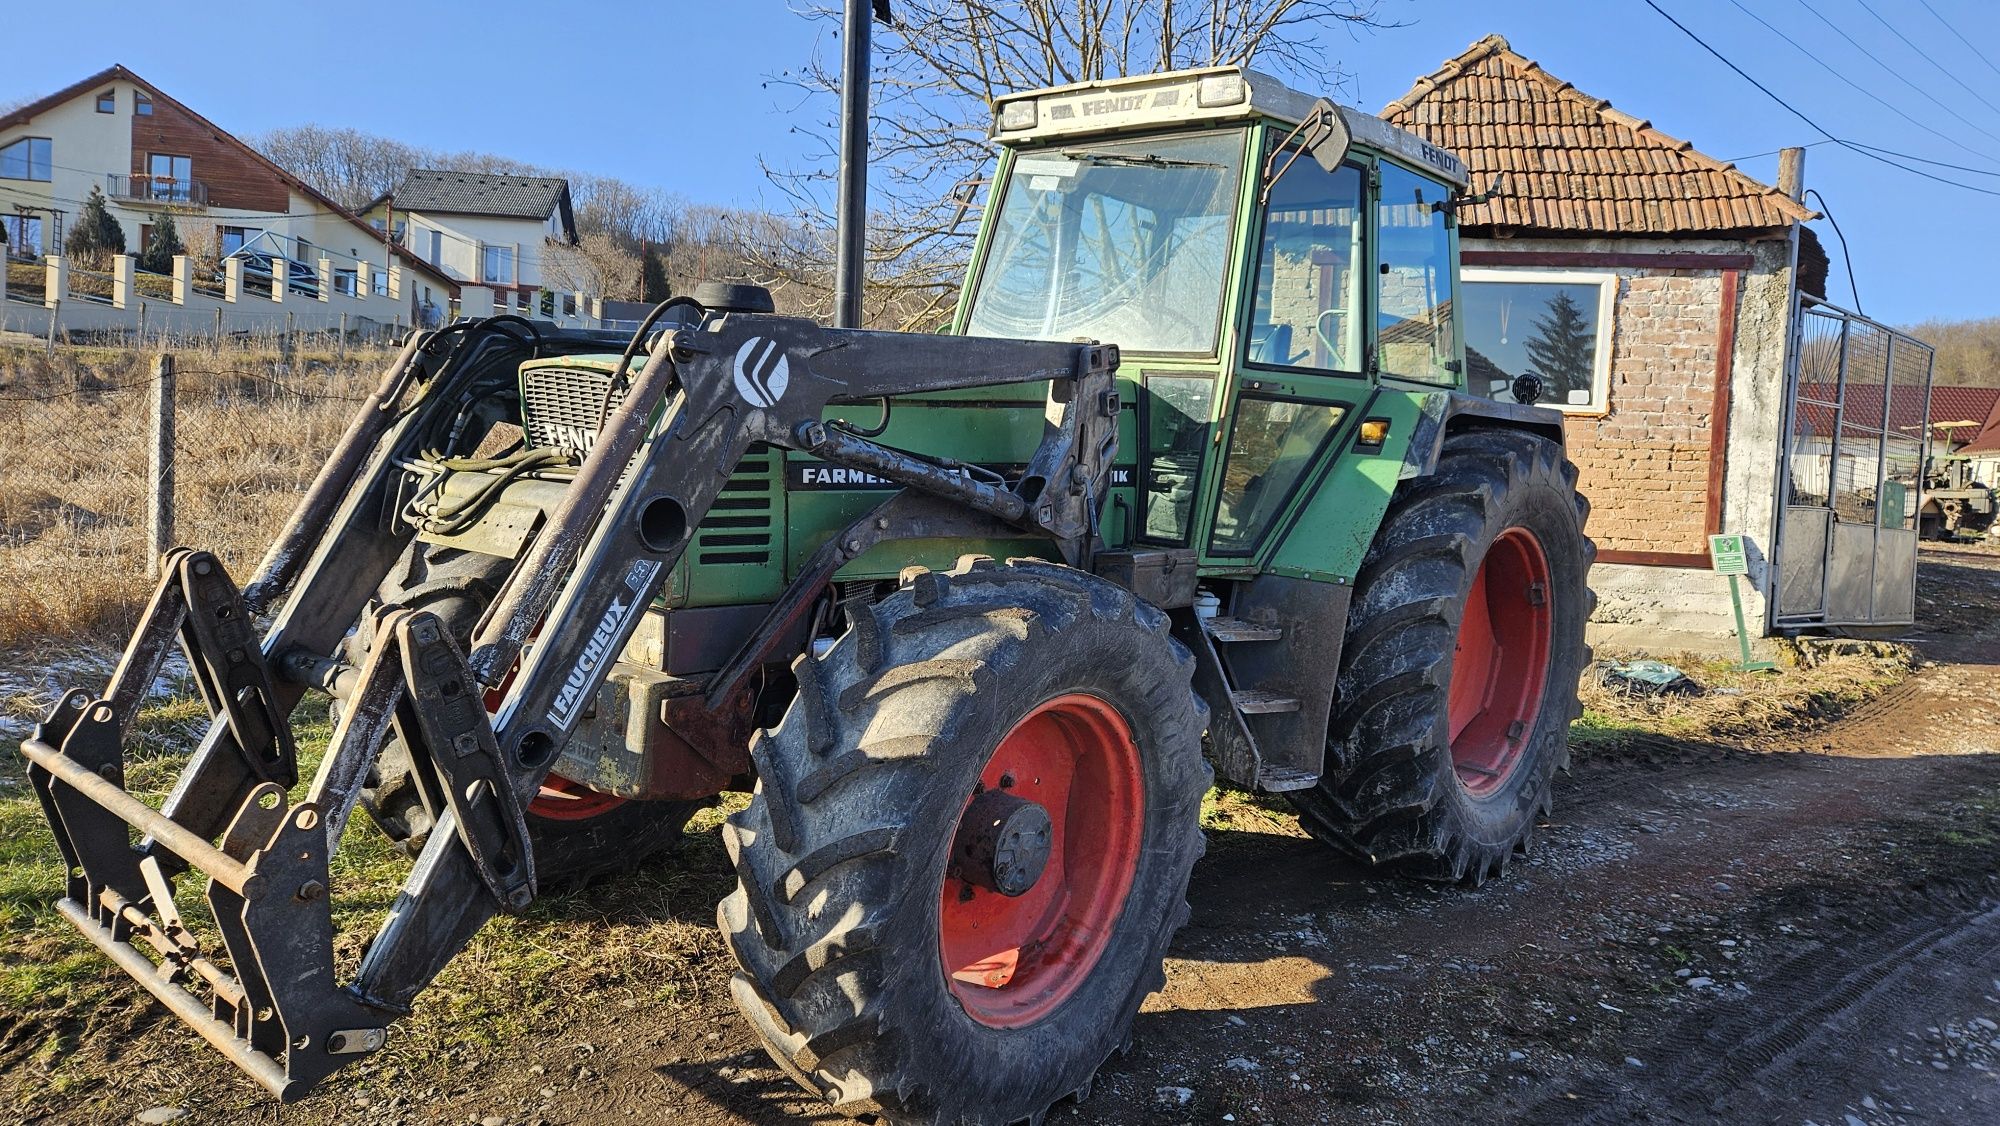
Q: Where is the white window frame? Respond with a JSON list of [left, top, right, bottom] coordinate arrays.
[[480, 244, 514, 284], [1461, 267, 1618, 416]]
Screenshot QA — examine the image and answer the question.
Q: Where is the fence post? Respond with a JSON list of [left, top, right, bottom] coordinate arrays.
[[213, 305, 224, 340], [44, 255, 64, 309], [337, 311, 348, 364], [171, 254, 191, 305], [283, 310, 296, 362], [148, 353, 176, 579], [112, 254, 135, 310], [45, 297, 59, 357], [137, 301, 148, 346]]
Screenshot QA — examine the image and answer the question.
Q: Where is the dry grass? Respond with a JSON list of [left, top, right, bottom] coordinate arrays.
[[0, 341, 391, 650], [1572, 640, 1914, 751]]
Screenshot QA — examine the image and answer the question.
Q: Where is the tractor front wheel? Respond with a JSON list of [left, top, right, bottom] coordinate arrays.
[[1290, 428, 1594, 883], [720, 557, 1209, 1123]]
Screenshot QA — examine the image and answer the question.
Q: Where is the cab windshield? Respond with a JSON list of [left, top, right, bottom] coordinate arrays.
[[964, 131, 1243, 354]]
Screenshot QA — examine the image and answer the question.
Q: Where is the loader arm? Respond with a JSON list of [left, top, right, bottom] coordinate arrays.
[[24, 310, 1119, 1100]]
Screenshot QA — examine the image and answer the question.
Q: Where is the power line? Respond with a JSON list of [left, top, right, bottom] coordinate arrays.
[[1723, 0, 2000, 169], [1853, 0, 2000, 120], [1913, 0, 2000, 86], [1804, 188, 1861, 312], [1788, 0, 2000, 150], [1720, 139, 1836, 164], [1641, 0, 2000, 198]]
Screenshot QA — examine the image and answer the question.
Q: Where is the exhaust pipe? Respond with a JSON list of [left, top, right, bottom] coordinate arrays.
[[833, 1, 892, 328]]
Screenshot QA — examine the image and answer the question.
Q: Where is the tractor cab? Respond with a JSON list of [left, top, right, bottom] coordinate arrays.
[[958, 67, 1471, 566]]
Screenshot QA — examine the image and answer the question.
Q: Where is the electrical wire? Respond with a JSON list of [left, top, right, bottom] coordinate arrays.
[[1723, 0, 2000, 169], [1642, 0, 2000, 199], [1913, 0, 2000, 85], [1852, 0, 2000, 120], [1803, 188, 1861, 312], [1787, 0, 2000, 150]]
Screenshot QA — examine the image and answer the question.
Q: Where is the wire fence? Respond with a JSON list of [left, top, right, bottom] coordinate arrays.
[[0, 341, 393, 650]]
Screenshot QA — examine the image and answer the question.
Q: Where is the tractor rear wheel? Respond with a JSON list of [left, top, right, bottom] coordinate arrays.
[[349, 544, 703, 887], [720, 557, 1209, 1123], [1289, 429, 1593, 883]]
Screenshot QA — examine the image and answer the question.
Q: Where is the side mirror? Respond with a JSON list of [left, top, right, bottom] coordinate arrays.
[[1260, 99, 1353, 203], [1306, 101, 1353, 174]]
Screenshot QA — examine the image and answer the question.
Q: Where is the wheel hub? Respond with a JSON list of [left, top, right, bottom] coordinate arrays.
[[949, 789, 1053, 897]]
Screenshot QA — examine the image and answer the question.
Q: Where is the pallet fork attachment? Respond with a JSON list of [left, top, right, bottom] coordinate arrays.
[[22, 311, 1120, 1100]]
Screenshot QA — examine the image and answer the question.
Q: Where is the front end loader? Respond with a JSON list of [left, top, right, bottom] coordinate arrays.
[[25, 65, 1592, 1124]]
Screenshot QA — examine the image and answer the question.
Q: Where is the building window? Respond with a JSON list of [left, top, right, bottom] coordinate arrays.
[[96, 90, 115, 113], [481, 244, 514, 284], [0, 137, 52, 182], [1460, 269, 1617, 413], [372, 269, 389, 296], [3, 213, 44, 256], [334, 268, 358, 296], [135, 91, 153, 116], [148, 153, 193, 202], [219, 226, 260, 255]]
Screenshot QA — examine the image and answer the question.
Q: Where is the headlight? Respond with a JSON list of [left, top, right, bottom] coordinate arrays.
[[1196, 73, 1247, 108], [998, 99, 1037, 131]]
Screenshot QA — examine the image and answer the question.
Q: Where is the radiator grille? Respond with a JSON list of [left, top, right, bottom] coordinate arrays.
[[697, 447, 776, 567], [521, 366, 776, 568], [520, 365, 626, 459]]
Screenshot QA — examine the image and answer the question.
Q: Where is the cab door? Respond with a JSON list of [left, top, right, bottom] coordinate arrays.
[[1196, 131, 1372, 566]]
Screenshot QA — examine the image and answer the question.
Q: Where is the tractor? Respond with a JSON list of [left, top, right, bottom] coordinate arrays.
[[22, 65, 1592, 1124]]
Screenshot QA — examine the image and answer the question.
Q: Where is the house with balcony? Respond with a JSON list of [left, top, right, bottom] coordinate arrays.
[[0, 64, 455, 329], [360, 169, 582, 319]]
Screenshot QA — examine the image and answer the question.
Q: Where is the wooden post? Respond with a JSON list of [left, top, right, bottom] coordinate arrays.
[[282, 309, 296, 363], [137, 301, 148, 346], [45, 297, 59, 357], [148, 354, 176, 579], [213, 305, 224, 340], [337, 311, 348, 364], [1777, 147, 1805, 203]]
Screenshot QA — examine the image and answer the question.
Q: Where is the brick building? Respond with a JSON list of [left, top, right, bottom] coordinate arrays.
[[1385, 35, 1825, 636]]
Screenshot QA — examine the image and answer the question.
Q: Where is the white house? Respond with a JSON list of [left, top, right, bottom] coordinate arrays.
[[0, 64, 456, 333], [362, 170, 582, 320]]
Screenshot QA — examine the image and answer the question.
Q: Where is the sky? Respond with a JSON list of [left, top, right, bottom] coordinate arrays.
[[7, 0, 2000, 326]]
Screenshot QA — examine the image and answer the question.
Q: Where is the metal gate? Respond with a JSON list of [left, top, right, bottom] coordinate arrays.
[[1773, 296, 1935, 629]]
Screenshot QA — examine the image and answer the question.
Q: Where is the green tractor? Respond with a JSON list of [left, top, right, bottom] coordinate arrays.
[[23, 65, 1590, 1124]]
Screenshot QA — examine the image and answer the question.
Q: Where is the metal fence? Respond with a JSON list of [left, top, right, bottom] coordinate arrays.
[[0, 343, 389, 647]]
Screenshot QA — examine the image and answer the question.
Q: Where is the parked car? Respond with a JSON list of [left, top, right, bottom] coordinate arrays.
[[226, 248, 319, 299]]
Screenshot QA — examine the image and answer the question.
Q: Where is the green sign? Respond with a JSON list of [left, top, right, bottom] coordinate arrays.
[[1708, 534, 1749, 576]]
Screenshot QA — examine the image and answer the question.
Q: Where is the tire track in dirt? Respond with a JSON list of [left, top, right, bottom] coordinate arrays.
[[1521, 894, 2000, 1123]]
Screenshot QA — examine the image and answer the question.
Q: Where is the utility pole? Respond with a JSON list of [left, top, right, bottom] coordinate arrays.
[[1777, 147, 1805, 203]]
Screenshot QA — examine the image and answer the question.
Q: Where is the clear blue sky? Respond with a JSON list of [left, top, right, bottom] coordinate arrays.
[[9, 0, 2000, 325]]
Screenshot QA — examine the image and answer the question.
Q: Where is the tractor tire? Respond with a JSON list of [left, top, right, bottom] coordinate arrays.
[[348, 544, 703, 888], [1289, 428, 1594, 884], [720, 556, 1210, 1124]]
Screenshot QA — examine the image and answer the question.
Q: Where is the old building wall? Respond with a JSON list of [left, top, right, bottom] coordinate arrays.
[[1462, 234, 1796, 637]]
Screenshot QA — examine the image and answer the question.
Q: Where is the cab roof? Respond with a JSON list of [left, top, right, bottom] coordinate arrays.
[[990, 66, 1469, 189]]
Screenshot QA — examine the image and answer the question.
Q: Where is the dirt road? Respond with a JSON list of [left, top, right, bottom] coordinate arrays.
[[14, 549, 2000, 1125]]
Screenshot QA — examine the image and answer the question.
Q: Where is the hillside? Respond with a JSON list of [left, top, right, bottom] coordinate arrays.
[[1901, 317, 2000, 388]]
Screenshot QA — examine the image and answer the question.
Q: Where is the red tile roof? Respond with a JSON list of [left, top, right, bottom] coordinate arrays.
[[1960, 393, 2000, 455], [1381, 35, 1818, 236], [1794, 384, 2000, 441]]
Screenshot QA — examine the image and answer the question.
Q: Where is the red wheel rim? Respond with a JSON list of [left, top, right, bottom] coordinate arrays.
[[480, 681, 629, 823], [1446, 527, 1554, 797], [527, 772, 629, 821], [939, 693, 1144, 1029]]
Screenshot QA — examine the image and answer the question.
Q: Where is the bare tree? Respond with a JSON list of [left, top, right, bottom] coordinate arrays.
[[760, 0, 1392, 329]]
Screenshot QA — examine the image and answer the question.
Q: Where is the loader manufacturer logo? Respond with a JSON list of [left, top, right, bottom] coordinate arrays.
[[733, 336, 790, 408], [545, 558, 661, 731]]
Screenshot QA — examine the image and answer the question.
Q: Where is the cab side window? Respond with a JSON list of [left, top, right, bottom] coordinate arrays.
[[1246, 148, 1364, 373], [1376, 164, 1457, 382], [1139, 375, 1215, 546]]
